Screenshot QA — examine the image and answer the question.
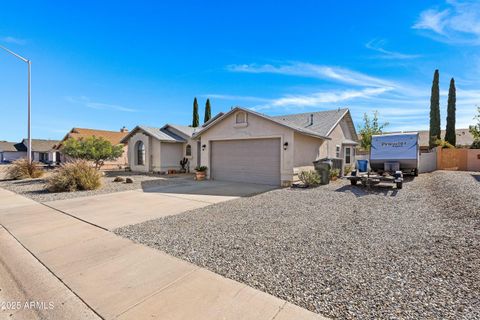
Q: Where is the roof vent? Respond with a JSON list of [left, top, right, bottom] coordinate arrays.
[[309, 114, 314, 125]]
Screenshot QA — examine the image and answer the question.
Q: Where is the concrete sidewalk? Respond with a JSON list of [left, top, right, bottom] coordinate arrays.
[[0, 226, 100, 320], [0, 188, 325, 320]]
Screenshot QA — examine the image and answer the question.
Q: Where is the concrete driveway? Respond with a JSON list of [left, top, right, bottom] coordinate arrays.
[[45, 180, 276, 230]]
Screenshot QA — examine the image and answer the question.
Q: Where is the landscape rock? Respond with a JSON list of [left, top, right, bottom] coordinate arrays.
[[115, 171, 480, 320], [125, 177, 134, 183]]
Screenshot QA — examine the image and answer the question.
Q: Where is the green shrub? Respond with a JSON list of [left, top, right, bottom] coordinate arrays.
[[330, 168, 340, 180], [195, 165, 208, 172], [471, 140, 480, 149], [46, 160, 101, 192], [344, 165, 353, 176], [6, 159, 44, 180], [298, 170, 321, 187]]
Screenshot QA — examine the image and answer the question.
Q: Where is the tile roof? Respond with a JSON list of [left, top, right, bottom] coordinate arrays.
[[60, 128, 129, 146], [22, 139, 60, 152]]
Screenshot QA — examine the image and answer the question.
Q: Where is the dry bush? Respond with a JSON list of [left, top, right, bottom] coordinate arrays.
[[46, 160, 101, 192], [6, 159, 44, 180], [298, 170, 321, 187]]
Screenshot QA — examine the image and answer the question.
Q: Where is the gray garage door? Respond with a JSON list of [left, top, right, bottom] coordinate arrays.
[[211, 138, 281, 186]]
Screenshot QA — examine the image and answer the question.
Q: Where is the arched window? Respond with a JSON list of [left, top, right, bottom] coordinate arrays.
[[235, 111, 247, 124], [185, 144, 192, 157], [136, 141, 145, 165]]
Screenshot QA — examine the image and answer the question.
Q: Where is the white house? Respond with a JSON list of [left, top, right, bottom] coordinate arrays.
[[124, 107, 358, 186], [121, 124, 200, 173], [194, 107, 358, 186], [0, 141, 27, 163]]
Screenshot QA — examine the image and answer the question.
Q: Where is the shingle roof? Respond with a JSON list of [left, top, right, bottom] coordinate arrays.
[[194, 106, 355, 140], [22, 139, 60, 152], [60, 128, 129, 147], [121, 125, 186, 143], [271, 108, 350, 137], [0, 141, 25, 152], [164, 124, 198, 137]]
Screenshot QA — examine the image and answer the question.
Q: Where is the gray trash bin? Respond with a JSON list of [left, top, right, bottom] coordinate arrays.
[[313, 159, 331, 185]]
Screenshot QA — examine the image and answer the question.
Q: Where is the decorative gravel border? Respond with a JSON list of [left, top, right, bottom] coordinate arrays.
[[0, 171, 192, 202]]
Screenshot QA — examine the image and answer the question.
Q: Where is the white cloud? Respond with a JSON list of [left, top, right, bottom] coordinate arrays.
[[413, 1, 480, 44], [365, 39, 422, 59], [227, 62, 395, 88], [66, 96, 138, 112], [1, 36, 27, 45]]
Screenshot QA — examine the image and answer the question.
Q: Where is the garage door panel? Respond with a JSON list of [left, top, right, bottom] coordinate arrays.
[[211, 139, 280, 186]]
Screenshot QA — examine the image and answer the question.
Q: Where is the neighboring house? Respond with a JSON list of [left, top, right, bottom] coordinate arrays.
[[0, 141, 27, 163], [121, 124, 199, 173], [26, 139, 61, 163], [56, 127, 130, 169], [194, 107, 358, 186]]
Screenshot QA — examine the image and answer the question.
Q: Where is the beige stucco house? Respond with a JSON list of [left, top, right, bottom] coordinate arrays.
[[121, 124, 199, 173], [193, 107, 358, 186]]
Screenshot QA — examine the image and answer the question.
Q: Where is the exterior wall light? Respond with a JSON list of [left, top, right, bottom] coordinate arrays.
[[283, 142, 289, 150], [202, 144, 207, 151]]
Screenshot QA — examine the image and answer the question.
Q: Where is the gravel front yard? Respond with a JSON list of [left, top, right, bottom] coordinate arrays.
[[116, 171, 480, 319], [0, 171, 191, 202]]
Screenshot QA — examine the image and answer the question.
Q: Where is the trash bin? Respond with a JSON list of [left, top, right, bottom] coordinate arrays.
[[313, 159, 331, 185], [357, 160, 368, 173]]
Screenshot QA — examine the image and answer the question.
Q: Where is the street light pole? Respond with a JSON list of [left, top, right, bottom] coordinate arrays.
[[0, 45, 32, 163]]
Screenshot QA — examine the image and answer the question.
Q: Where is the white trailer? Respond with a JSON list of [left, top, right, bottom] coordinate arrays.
[[370, 133, 420, 176], [347, 133, 420, 189]]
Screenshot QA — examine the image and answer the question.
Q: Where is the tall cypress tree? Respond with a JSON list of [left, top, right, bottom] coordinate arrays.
[[204, 98, 212, 123], [192, 97, 199, 127], [445, 78, 456, 146], [429, 69, 441, 148]]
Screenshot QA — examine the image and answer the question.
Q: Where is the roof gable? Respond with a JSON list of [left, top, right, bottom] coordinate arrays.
[[193, 107, 354, 140], [120, 125, 186, 143]]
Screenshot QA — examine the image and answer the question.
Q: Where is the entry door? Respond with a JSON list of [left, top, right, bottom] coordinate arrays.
[[344, 146, 353, 165]]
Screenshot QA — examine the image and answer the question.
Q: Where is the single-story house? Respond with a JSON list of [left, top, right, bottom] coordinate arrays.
[[56, 127, 130, 169], [120, 124, 199, 173], [28, 139, 61, 163], [193, 107, 358, 186], [0, 141, 27, 163]]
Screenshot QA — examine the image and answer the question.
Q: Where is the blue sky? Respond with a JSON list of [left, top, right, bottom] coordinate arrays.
[[1, 0, 480, 141]]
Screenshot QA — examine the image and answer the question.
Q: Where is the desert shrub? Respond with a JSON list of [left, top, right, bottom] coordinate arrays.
[[298, 170, 321, 187], [6, 159, 44, 180], [344, 165, 353, 176], [330, 168, 341, 180], [46, 160, 101, 192], [435, 139, 455, 149]]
